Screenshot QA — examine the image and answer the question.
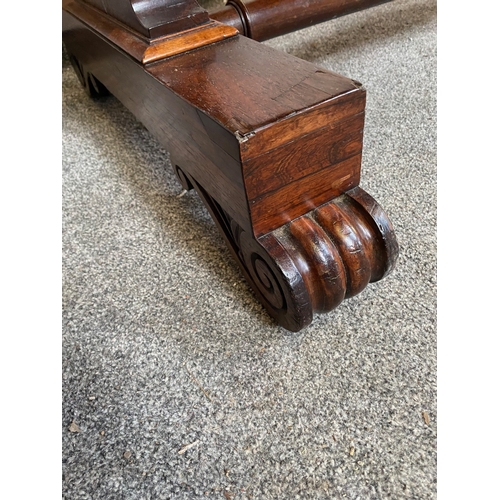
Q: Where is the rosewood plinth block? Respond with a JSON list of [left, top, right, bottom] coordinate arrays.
[[62, 0, 398, 331]]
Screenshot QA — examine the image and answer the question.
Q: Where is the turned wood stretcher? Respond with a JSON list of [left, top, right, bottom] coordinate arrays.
[[62, 0, 399, 332]]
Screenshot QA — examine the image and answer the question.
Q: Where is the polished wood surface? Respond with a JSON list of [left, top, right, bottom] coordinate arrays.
[[64, 1, 237, 64], [62, 0, 399, 330], [186, 172, 397, 331], [146, 34, 366, 236], [142, 23, 238, 63], [210, 0, 391, 41], [82, 0, 210, 38]]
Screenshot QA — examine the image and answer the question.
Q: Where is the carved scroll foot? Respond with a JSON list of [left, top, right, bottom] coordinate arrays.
[[67, 52, 109, 98], [177, 168, 398, 332]]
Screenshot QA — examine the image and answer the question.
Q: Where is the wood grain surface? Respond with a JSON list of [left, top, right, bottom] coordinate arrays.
[[81, 0, 210, 38], [210, 0, 391, 41]]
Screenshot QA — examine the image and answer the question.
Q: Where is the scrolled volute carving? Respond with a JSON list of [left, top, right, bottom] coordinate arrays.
[[176, 167, 398, 331]]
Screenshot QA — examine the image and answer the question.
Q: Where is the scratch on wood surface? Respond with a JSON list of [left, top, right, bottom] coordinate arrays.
[[270, 70, 329, 102]]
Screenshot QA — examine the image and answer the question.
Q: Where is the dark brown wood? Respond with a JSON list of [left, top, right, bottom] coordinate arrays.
[[184, 171, 397, 331], [65, 0, 237, 64], [146, 35, 366, 237], [62, 0, 398, 331], [210, 0, 391, 41], [81, 0, 210, 38]]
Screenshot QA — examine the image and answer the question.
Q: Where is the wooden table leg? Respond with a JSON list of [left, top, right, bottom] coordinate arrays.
[[62, 0, 398, 331]]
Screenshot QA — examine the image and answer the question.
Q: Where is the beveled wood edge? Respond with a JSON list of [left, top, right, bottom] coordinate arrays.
[[142, 23, 238, 64], [63, 0, 238, 65]]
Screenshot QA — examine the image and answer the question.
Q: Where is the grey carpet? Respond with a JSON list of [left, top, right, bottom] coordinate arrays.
[[62, 0, 437, 498]]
